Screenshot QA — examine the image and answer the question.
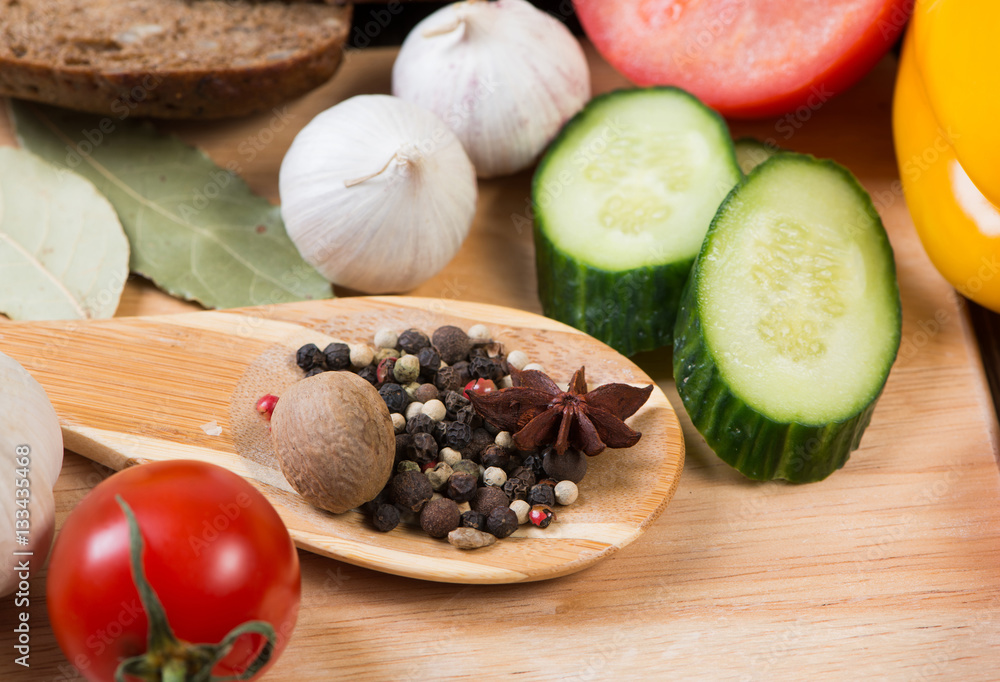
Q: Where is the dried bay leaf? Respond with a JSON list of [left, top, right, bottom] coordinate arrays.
[[0, 147, 129, 320], [9, 101, 332, 309]]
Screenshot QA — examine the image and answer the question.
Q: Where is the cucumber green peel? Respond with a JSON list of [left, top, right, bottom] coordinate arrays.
[[533, 87, 741, 356], [673, 153, 901, 482]]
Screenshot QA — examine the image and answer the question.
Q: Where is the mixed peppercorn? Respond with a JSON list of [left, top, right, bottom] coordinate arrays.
[[277, 323, 650, 549]]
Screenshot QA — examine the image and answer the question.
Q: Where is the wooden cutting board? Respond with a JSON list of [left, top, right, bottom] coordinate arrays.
[[2, 44, 999, 680]]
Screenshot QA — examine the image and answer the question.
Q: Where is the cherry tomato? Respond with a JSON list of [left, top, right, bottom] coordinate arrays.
[[47, 460, 300, 681]]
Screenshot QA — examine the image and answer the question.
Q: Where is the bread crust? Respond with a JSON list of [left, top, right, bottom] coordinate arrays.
[[0, 4, 351, 119]]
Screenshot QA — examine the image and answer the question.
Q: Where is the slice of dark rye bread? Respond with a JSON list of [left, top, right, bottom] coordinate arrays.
[[0, 0, 352, 119]]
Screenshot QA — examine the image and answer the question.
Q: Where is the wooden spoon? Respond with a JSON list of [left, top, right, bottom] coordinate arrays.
[[0, 296, 684, 584]]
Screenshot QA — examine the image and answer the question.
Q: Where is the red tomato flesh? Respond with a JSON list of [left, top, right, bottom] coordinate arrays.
[[47, 460, 300, 682], [574, 0, 911, 118]]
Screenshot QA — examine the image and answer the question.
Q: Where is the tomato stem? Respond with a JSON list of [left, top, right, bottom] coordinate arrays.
[[113, 496, 277, 682]]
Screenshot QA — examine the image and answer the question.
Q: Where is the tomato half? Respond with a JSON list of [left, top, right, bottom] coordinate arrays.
[[47, 460, 300, 681], [893, 32, 1000, 313], [574, 0, 912, 118]]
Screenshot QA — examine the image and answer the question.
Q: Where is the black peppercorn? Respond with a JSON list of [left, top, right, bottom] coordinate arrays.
[[376, 357, 397, 385], [323, 342, 351, 371], [296, 343, 325, 371], [542, 447, 588, 483], [443, 421, 473, 450], [481, 444, 511, 471], [509, 466, 536, 488], [405, 412, 435, 435], [472, 486, 510, 517], [445, 472, 478, 503], [521, 453, 547, 478], [464, 428, 495, 461], [398, 328, 431, 354], [435, 365, 464, 393], [460, 510, 487, 532], [443, 391, 470, 420], [420, 498, 461, 538], [455, 405, 477, 426], [486, 506, 518, 539], [469, 356, 503, 382], [432, 325, 472, 364], [372, 503, 400, 532], [417, 346, 441, 379], [378, 383, 410, 414], [391, 471, 433, 512], [431, 419, 450, 445], [304, 367, 325, 378], [451, 360, 472, 386], [394, 433, 414, 463], [527, 484, 556, 507], [408, 432, 438, 465], [502, 477, 528, 502], [357, 365, 378, 385]]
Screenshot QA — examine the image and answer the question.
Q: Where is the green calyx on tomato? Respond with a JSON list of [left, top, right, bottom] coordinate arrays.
[[113, 496, 275, 682]]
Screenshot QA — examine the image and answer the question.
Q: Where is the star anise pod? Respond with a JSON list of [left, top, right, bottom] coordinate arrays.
[[467, 366, 654, 456]]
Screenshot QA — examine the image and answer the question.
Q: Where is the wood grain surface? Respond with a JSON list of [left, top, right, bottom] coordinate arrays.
[[0, 298, 684, 584], [2, 44, 1000, 681]]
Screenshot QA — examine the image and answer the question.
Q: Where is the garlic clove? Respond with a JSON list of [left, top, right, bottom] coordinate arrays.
[[392, 0, 591, 179], [279, 95, 477, 294]]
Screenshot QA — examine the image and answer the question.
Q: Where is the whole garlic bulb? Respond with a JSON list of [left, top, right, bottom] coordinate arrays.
[[392, 0, 591, 178], [279, 95, 477, 294]]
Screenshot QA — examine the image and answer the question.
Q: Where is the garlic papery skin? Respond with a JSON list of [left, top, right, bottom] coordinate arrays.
[[392, 0, 591, 179], [279, 95, 477, 294]]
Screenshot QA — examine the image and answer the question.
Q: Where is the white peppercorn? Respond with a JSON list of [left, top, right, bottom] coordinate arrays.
[[422, 399, 447, 421], [394, 354, 421, 384], [483, 466, 507, 487], [554, 480, 579, 505], [498, 375, 513, 389], [349, 344, 374, 368], [404, 402, 425, 421], [467, 324, 491, 343], [439, 447, 462, 467], [523, 362, 545, 372], [506, 350, 530, 371], [391, 412, 406, 434], [509, 499, 531, 524], [374, 329, 398, 350], [494, 431, 513, 450]]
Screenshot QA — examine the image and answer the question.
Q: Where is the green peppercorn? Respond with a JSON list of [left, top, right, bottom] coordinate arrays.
[[394, 354, 421, 384]]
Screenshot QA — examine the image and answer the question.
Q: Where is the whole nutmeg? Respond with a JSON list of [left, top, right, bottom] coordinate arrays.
[[420, 497, 461, 538], [271, 371, 395, 514], [391, 470, 433, 512], [542, 447, 588, 483], [433, 325, 472, 364], [472, 485, 510, 517]]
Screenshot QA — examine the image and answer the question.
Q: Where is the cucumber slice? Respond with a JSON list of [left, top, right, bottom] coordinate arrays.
[[533, 87, 741, 356], [734, 137, 781, 175], [674, 153, 901, 482]]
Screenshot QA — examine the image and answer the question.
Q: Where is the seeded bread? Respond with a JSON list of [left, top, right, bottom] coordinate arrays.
[[0, 0, 352, 119]]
